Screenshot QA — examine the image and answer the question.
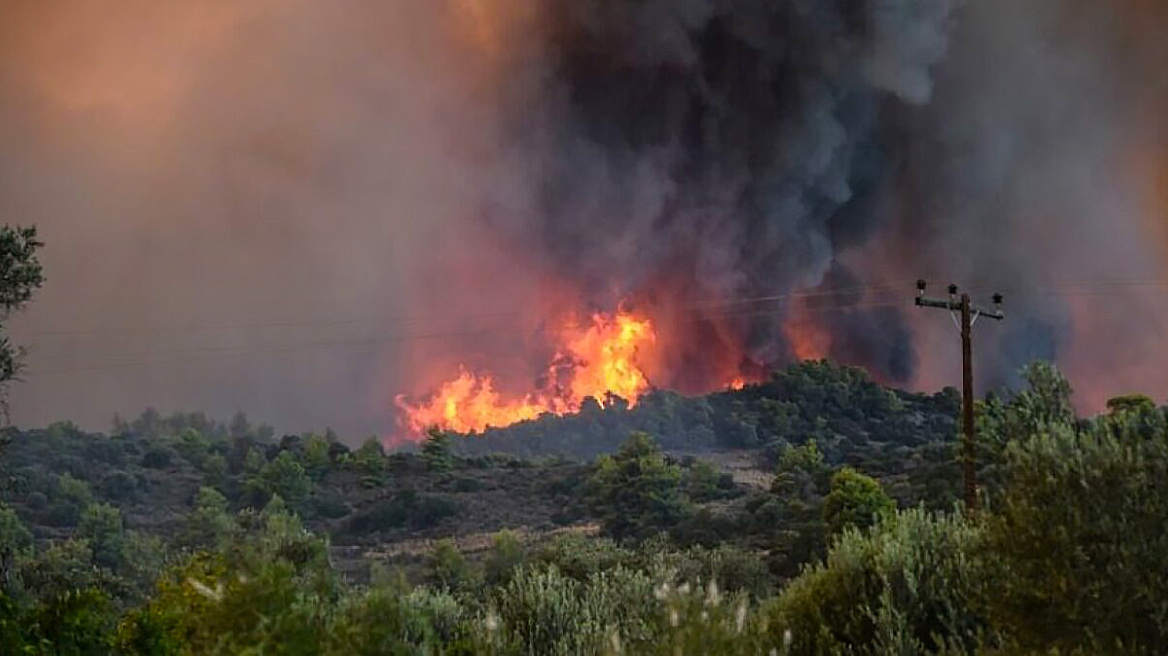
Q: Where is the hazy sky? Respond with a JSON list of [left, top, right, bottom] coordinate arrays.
[[1, 1, 1165, 440]]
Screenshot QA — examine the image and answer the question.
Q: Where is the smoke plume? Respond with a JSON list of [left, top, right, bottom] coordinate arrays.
[[0, 0, 1165, 437]]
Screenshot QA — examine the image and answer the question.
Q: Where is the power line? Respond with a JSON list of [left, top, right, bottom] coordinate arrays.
[[18, 277, 1168, 340], [25, 299, 911, 377], [13, 281, 919, 339], [18, 276, 1168, 378]]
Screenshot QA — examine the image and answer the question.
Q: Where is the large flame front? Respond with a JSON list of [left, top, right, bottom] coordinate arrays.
[[396, 311, 656, 436]]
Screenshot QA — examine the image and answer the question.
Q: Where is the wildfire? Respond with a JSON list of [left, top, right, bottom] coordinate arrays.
[[395, 311, 657, 436]]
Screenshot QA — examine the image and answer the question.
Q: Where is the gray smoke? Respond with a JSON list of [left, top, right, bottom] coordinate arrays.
[[484, 0, 961, 382]]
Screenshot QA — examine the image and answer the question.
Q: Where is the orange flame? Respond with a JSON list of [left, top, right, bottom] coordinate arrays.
[[561, 311, 656, 405], [396, 310, 657, 436]]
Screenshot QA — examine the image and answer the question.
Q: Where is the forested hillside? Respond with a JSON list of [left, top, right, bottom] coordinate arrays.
[[455, 360, 961, 462], [3, 361, 1168, 653]]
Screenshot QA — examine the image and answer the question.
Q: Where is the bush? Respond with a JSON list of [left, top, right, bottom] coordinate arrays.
[[140, 447, 174, 469], [822, 467, 895, 538], [426, 539, 477, 591], [98, 470, 139, 502], [984, 415, 1168, 652], [345, 491, 459, 536], [535, 533, 631, 581], [330, 583, 437, 654], [767, 508, 991, 654], [305, 490, 351, 520], [682, 459, 738, 502], [485, 530, 526, 586], [492, 565, 603, 654]]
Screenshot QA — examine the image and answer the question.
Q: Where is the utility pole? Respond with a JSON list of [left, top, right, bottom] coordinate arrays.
[[915, 281, 1004, 511]]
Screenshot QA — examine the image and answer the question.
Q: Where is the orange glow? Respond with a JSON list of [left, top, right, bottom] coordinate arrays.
[[396, 310, 657, 436], [728, 377, 746, 390], [447, 0, 534, 63], [784, 313, 832, 361]]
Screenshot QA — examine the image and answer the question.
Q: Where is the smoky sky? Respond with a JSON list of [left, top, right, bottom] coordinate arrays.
[[0, 0, 1165, 439]]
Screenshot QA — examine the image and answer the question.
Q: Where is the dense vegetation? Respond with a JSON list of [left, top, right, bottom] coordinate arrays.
[[2, 358, 1167, 653]]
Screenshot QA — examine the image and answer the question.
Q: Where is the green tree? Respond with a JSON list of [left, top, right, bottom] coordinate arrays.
[[1106, 394, 1157, 416], [303, 433, 332, 481], [351, 437, 387, 485], [26, 588, 117, 655], [186, 486, 236, 548], [202, 452, 228, 487], [0, 503, 32, 555], [588, 432, 690, 540], [0, 503, 32, 591], [768, 440, 831, 578], [44, 473, 95, 527], [56, 473, 94, 508], [822, 467, 895, 538], [243, 446, 266, 474], [76, 503, 125, 571], [421, 429, 454, 473], [0, 226, 43, 411], [258, 451, 311, 507], [20, 539, 113, 602], [681, 459, 735, 502], [176, 428, 212, 469], [1001, 362, 1076, 440]]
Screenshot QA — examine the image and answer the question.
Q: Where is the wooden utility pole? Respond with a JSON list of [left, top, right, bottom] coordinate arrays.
[[915, 281, 1004, 511]]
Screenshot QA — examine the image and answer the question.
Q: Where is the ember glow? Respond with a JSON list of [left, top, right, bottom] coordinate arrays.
[[395, 310, 657, 436]]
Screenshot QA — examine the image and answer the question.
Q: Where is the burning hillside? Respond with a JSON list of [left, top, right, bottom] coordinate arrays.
[[396, 310, 657, 435]]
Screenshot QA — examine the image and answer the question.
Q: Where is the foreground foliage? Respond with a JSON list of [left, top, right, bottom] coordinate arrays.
[[2, 363, 1167, 653]]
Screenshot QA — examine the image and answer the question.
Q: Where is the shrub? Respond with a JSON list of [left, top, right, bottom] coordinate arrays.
[[493, 565, 603, 654], [426, 539, 477, 591], [330, 583, 437, 654], [767, 508, 991, 654], [535, 533, 631, 581], [822, 467, 895, 538], [98, 470, 139, 502], [140, 447, 173, 470], [305, 489, 351, 520], [485, 530, 526, 586], [682, 459, 738, 502], [344, 491, 459, 536], [984, 416, 1168, 652]]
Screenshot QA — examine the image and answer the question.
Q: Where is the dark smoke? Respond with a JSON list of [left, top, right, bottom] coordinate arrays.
[[486, 0, 960, 383], [484, 0, 1168, 402]]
